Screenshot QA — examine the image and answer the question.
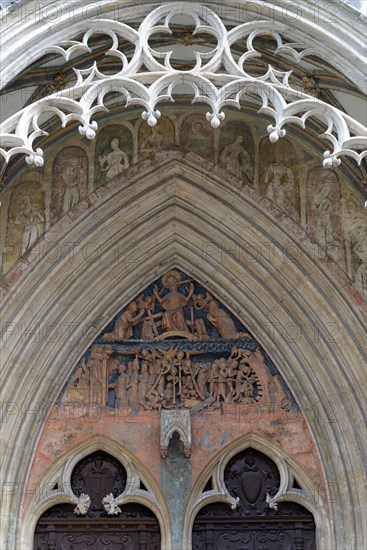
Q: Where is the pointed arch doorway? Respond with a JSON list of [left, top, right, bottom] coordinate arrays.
[[30, 269, 321, 550], [192, 448, 316, 550], [34, 451, 161, 550]]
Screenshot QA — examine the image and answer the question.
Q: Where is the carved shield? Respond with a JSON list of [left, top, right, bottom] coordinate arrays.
[[240, 470, 263, 504]]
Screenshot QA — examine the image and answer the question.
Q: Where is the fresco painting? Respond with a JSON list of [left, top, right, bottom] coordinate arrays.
[[180, 114, 214, 159], [52, 147, 88, 224], [306, 167, 345, 265], [94, 125, 133, 187], [259, 137, 301, 221], [219, 120, 255, 185]]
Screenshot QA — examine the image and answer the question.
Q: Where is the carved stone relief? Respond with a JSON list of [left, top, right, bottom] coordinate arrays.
[[60, 270, 295, 415]]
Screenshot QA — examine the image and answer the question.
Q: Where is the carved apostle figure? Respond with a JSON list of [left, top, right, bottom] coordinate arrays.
[[126, 357, 139, 406], [103, 301, 144, 341], [154, 271, 194, 334], [206, 293, 250, 339], [114, 364, 129, 407], [88, 345, 113, 405]]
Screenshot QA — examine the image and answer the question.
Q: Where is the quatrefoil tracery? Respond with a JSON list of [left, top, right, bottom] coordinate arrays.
[[0, 2, 366, 169]]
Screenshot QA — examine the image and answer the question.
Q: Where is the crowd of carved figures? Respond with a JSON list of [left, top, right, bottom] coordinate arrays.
[[68, 344, 265, 411], [63, 272, 292, 412], [1, 110, 366, 297]]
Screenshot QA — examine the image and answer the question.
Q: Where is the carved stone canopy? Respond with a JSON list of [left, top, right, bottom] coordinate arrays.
[[160, 409, 192, 458]]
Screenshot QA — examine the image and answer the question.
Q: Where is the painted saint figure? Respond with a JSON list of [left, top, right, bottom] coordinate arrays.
[[220, 136, 253, 183], [14, 194, 45, 256], [61, 158, 85, 215], [99, 138, 129, 180], [187, 121, 209, 157], [265, 162, 298, 220]]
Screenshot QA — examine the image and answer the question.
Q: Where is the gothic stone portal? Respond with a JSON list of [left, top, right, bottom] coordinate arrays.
[[33, 270, 319, 549]]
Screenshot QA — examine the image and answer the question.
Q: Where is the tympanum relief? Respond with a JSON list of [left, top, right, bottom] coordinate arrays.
[[61, 270, 295, 415]]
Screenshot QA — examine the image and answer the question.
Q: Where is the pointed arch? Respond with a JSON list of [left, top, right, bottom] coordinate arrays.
[[0, 158, 365, 549], [184, 433, 330, 549], [21, 435, 171, 550]]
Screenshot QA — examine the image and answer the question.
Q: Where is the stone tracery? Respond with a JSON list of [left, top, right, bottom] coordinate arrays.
[[0, 2, 366, 168]]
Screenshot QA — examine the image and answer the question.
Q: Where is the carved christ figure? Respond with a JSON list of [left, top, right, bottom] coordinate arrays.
[[153, 273, 194, 333]]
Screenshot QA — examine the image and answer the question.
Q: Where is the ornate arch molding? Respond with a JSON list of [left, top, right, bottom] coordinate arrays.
[[0, 2, 366, 169], [183, 434, 331, 549], [0, 160, 365, 548], [20, 435, 171, 550]]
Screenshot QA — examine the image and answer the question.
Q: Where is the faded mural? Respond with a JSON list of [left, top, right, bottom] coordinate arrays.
[[0, 107, 365, 298], [260, 137, 300, 221], [3, 181, 45, 273], [94, 125, 133, 187], [52, 146, 88, 224], [306, 167, 345, 266], [219, 120, 254, 184]]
